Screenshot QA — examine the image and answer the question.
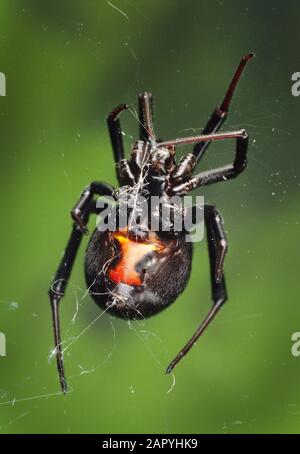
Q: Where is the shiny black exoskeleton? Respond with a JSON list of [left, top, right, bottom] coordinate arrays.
[[85, 228, 193, 320], [49, 53, 253, 393]]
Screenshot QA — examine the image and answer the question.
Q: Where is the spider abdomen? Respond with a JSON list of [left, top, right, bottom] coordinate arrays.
[[84, 228, 193, 319]]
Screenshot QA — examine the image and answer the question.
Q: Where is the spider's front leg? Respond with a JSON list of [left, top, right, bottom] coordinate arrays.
[[171, 53, 253, 182], [138, 92, 156, 141], [192, 53, 253, 162], [166, 204, 228, 374], [169, 129, 249, 195], [49, 183, 114, 393]]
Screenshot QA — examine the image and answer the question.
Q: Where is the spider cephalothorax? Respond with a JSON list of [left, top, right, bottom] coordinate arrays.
[[49, 53, 253, 393]]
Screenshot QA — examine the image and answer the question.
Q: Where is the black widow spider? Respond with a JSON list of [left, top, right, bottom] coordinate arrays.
[[49, 53, 253, 393]]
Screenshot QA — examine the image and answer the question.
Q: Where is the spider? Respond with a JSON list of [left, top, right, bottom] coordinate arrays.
[[49, 53, 253, 393]]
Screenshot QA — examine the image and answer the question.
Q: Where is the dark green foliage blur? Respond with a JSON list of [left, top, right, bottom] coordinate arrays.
[[0, 0, 299, 434]]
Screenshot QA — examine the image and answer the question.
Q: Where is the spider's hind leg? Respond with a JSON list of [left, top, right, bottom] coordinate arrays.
[[48, 206, 94, 393], [71, 182, 114, 235], [166, 204, 228, 374], [49, 181, 114, 393]]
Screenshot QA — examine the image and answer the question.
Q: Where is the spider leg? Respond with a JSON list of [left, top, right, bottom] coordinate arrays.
[[107, 104, 129, 184], [71, 181, 114, 234], [192, 53, 253, 162], [48, 207, 92, 393], [170, 129, 249, 195], [138, 92, 156, 142], [49, 184, 114, 393], [166, 204, 227, 374], [170, 53, 253, 182]]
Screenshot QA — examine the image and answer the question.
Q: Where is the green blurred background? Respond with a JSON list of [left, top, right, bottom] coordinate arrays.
[[0, 0, 299, 434]]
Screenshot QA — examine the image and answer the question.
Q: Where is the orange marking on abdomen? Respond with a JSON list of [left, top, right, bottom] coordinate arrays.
[[108, 230, 163, 286]]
